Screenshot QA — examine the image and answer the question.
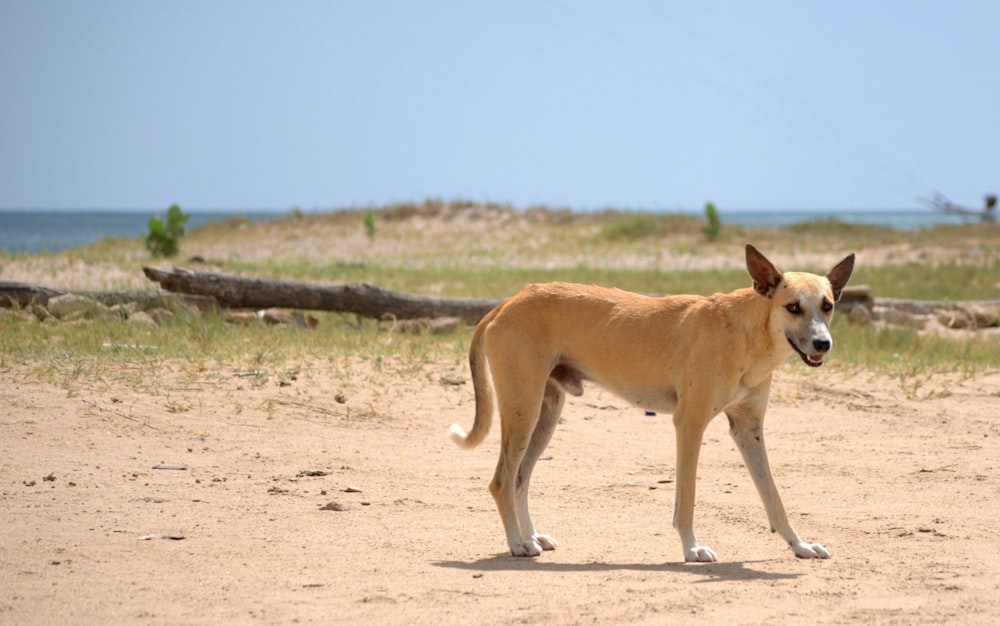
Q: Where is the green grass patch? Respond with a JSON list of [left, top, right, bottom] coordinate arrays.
[[832, 316, 1000, 375], [221, 260, 750, 299], [223, 257, 1000, 303], [0, 305, 469, 388], [855, 258, 1000, 302]]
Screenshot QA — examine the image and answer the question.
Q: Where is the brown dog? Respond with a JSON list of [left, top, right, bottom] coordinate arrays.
[[450, 244, 855, 562]]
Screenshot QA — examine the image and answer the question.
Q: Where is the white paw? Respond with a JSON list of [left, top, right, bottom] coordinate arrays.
[[533, 534, 558, 551], [510, 540, 543, 557], [791, 541, 830, 559], [684, 545, 718, 563]]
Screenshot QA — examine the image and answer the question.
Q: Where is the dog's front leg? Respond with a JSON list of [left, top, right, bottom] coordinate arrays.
[[673, 415, 717, 563], [726, 405, 830, 559]]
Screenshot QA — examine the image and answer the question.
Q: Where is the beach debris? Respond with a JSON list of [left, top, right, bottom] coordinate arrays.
[[259, 308, 318, 328], [868, 299, 1000, 333], [225, 308, 319, 327], [296, 470, 330, 477], [393, 498, 424, 506], [4, 274, 999, 337], [152, 464, 188, 471], [224, 311, 258, 325], [391, 316, 462, 335], [141, 266, 501, 322], [46, 294, 109, 319], [138, 534, 186, 541], [319, 501, 350, 511], [102, 342, 159, 350], [920, 191, 997, 223], [847, 305, 873, 326], [0, 281, 216, 313], [146, 308, 175, 324]]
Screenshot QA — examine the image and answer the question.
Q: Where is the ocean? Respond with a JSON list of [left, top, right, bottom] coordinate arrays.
[[0, 208, 978, 254], [0, 209, 282, 254]]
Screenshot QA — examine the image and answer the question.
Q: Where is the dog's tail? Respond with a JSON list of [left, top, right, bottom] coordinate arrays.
[[449, 307, 498, 449]]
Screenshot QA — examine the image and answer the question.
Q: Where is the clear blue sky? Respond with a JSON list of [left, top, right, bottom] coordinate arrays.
[[1, 1, 997, 212]]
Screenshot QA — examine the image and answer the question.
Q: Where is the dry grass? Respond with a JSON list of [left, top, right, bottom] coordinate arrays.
[[2, 200, 1000, 376]]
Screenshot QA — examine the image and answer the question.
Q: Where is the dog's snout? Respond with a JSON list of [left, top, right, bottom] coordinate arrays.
[[813, 338, 831, 353]]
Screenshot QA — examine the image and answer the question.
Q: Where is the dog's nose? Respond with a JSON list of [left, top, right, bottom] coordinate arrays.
[[813, 338, 831, 353]]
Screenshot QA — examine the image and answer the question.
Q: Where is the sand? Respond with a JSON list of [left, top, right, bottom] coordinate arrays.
[[3, 210, 1000, 624]]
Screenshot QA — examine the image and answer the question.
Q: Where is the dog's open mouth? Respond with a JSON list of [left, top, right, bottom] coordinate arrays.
[[787, 337, 825, 368]]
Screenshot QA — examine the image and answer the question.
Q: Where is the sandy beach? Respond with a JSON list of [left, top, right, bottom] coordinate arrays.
[[3, 207, 1000, 624]]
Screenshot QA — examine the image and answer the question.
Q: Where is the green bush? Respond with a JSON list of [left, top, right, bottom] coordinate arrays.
[[146, 204, 191, 257], [702, 202, 722, 241]]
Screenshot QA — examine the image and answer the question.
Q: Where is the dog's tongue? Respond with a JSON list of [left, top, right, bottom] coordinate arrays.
[[808, 354, 824, 364]]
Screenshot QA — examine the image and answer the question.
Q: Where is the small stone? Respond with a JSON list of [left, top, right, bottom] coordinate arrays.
[[320, 501, 350, 511], [46, 294, 107, 319], [847, 305, 872, 326], [128, 311, 158, 326], [428, 317, 461, 335]]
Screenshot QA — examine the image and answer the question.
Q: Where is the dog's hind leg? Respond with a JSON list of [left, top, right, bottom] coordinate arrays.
[[726, 400, 831, 559], [489, 427, 538, 556], [489, 371, 549, 557], [513, 379, 565, 552]]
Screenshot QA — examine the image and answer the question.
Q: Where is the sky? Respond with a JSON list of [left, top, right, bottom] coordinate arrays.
[[1, 1, 997, 213]]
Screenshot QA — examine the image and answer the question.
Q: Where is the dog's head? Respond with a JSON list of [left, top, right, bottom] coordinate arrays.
[[746, 244, 855, 368]]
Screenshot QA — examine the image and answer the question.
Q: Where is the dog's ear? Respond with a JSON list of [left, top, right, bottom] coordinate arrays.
[[745, 244, 783, 298], [826, 253, 855, 302]]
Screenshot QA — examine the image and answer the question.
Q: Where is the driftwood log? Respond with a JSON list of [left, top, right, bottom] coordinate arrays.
[[0, 281, 217, 311], [138, 268, 998, 329], [6, 271, 996, 331], [0, 275, 874, 319], [142, 266, 503, 322], [141, 267, 881, 322], [837, 285, 875, 311]]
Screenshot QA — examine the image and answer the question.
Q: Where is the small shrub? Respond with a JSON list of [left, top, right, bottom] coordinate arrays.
[[702, 202, 722, 241], [363, 211, 376, 239], [146, 204, 191, 258]]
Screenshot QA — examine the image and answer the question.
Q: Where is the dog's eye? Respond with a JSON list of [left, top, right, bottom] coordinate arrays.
[[822, 299, 834, 313], [785, 302, 801, 315]]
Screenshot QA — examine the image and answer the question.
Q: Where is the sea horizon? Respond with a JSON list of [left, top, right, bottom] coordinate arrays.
[[0, 206, 981, 255]]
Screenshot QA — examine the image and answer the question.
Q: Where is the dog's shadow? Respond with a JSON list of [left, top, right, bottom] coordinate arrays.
[[432, 555, 802, 583]]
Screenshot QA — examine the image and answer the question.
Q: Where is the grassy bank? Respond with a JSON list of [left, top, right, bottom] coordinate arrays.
[[2, 202, 1000, 378]]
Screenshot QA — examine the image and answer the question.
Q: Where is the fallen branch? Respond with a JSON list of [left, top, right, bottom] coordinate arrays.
[[8, 272, 997, 332], [876, 297, 1000, 315], [0, 282, 62, 308], [142, 266, 503, 322], [139, 268, 1000, 329], [0, 281, 216, 311], [837, 285, 875, 311]]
